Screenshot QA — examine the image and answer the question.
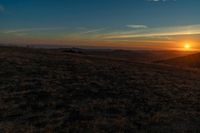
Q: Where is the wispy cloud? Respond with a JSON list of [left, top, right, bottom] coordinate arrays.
[[2, 27, 106, 38], [126, 25, 148, 29], [80, 28, 105, 34], [3, 27, 65, 34], [0, 4, 5, 12], [2, 24, 200, 47], [147, 0, 176, 2], [61, 28, 106, 41], [100, 24, 200, 40]]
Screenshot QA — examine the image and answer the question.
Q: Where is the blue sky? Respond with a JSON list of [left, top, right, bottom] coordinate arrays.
[[0, 0, 200, 49]]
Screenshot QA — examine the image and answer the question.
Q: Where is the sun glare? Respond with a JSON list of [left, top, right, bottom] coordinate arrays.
[[184, 43, 191, 50]]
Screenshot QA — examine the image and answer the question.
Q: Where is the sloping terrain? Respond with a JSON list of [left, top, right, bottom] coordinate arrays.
[[0, 47, 200, 132], [157, 53, 200, 69], [63, 48, 195, 62]]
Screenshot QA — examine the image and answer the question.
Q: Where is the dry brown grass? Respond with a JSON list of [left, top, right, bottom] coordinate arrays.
[[0, 47, 199, 132]]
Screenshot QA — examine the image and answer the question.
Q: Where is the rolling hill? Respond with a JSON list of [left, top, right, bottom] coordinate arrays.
[[0, 46, 199, 132], [157, 52, 200, 69], [62, 48, 195, 62]]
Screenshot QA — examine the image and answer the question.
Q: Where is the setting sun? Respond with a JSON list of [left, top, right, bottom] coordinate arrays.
[[184, 43, 191, 50]]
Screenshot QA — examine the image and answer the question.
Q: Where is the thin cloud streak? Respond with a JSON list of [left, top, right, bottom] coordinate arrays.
[[3, 27, 66, 34], [1, 24, 200, 47], [126, 25, 148, 29], [100, 24, 200, 39], [79, 28, 105, 34], [147, 0, 177, 2]]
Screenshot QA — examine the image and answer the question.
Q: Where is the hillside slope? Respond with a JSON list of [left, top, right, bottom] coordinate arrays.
[[157, 53, 200, 68], [0, 47, 200, 132], [63, 48, 195, 62]]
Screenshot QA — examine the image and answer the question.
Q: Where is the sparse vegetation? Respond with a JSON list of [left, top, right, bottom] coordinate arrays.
[[0, 47, 199, 132], [157, 53, 200, 69]]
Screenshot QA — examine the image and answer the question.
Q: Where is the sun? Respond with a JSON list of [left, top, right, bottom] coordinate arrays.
[[184, 43, 191, 50]]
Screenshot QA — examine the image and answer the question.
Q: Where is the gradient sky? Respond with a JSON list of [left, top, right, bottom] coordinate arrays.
[[0, 0, 200, 50]]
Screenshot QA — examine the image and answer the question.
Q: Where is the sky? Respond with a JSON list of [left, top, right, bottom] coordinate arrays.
[[0, 0, 200, 50]]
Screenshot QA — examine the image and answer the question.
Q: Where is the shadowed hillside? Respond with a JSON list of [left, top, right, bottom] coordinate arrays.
[[63, 48, 195, 62], [157, 53, 200, 69], [0, 47, 200, 132]]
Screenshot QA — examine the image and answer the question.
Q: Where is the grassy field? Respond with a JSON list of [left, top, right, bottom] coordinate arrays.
[[0, 47, 200, 132]]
